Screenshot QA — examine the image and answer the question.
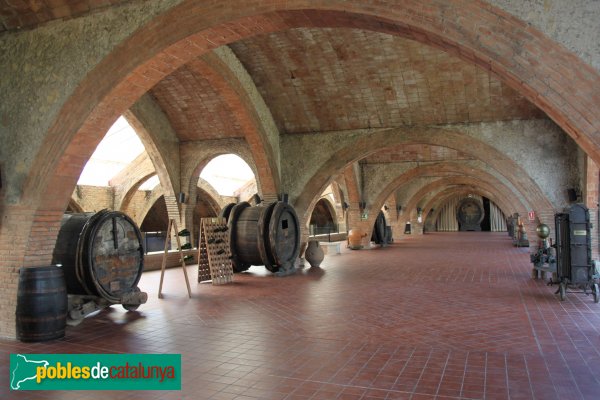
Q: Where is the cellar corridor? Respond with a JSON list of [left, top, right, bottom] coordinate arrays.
[[3, 232, 600, 399]]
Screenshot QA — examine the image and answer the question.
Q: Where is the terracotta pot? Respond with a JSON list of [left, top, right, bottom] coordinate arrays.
[[348, 229, 366, 249], [305, 240, 324, 268]]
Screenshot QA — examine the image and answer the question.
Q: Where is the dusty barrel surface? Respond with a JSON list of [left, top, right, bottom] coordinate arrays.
[[16, 266, 67, 342], [51, 210, 144, 303], [457, 198, 484, 231], [223, 201, 300, 273]]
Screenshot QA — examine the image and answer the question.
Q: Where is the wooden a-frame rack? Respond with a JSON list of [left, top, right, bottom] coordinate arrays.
[[158, 218, 192, 299], [197, 217, 234, 285]]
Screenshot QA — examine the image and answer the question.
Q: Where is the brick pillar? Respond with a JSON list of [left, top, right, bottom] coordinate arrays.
[[411, 220, 424, 235], [0, 205, 36, 339], [384, 196, 402, 241], [164, 195, 182, 249], [585, 156, 599, 259]]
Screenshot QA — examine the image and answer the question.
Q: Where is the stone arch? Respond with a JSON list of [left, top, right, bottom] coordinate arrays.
[[119, 173, 157, 214], [133, 187, 165, 228], [328, 180, 347, 232], [19, 1, 594, 269], [139, 195, 169, 233], [292, 127, 552, 224], [342, 166, 362, 233], [423, 188, 512, 231], [361, 162, 530, 237], [197, 178, 227, 211], [402, 177, 517, 223], [3, 1, 596, 339], [123, 109, 178, 197], [191, 181, 224, 246], [186, 53, 280, 196], [371, 164, 528, 217], [309, 197, 338, 235], [27, 3, 599, 213], [181, 145, 258, 244]]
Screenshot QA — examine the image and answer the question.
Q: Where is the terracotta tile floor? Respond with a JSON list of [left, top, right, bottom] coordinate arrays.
[[3, 232, 600, 399]]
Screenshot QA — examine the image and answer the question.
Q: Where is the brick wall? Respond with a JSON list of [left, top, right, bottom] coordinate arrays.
[[71, 185, 113, 212]]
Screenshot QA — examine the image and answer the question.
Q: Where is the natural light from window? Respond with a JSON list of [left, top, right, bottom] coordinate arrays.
[[79, 117, 255, 195], [78, 117, 144, 186], [200, 155, 255, 196], [139, 175, 160, 191]]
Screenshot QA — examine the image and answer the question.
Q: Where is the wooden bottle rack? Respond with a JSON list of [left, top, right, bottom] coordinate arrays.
[[197, 217, 233, 285]]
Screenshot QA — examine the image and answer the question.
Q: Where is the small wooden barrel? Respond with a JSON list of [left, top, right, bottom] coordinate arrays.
[[16, 266, 67, 342], [52, 210, 144, 303], [225, 201, 300, 273]]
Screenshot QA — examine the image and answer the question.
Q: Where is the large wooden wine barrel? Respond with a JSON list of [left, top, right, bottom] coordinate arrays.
[[52, 210, 144, 304], [224, 201, 300, 273], [16, 266, 67, 342], [457, 198, 484, 231]]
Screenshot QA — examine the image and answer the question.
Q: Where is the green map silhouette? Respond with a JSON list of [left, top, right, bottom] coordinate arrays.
[[11, 354, 49, 390]]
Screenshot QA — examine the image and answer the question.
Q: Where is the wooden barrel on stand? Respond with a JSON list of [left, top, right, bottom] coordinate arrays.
[[52, 210, 146, 309], [16, 266, 67, 342], [222, 201, 300, 273]]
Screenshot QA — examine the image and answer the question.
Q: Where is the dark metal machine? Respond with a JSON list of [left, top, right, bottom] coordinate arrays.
[[553, 204, 599, 302], [530, 223, 557, 280]]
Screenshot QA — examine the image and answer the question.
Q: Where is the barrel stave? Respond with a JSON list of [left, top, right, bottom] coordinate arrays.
[[16, 266, 67, 342]]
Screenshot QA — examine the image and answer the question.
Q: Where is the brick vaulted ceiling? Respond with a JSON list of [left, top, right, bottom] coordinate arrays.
[[363, 144, 475, 164], [229, 28, 545, 134], [150, 64, 245, 142]]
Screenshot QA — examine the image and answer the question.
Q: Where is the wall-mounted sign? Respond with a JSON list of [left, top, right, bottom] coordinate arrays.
[[361, 212, 368, 220]]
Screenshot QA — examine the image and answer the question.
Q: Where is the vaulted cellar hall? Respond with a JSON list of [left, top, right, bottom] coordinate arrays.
[[1, 1, 600, 399]]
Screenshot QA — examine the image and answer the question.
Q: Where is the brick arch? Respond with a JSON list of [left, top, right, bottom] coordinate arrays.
[[135, 187, 166, 228], [402, 177, 518, 222], [423, 188, 513, 229], [18, 1, 598, 268], [182, 147, 258, 244], [187, 52, 279, 196], [342, 166, 362, 230], [309, 197, 338, 232], [182, 143, 258, 205], [196, 185, 222, 217], [197, 178, 227, 211], [123, 110, 178, 197], [293, 127, 552, 220], [362, 162, 529, 234], [119, 172, 157, 215], [423, 188, 511, 228], [24, 2, 600, 208]]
